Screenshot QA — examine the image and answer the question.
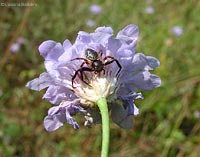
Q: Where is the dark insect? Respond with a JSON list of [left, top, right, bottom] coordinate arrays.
[[71, 48, 122, 88]]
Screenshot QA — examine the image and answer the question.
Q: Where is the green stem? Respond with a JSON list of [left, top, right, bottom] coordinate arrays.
[[97, 97, 110, 157]]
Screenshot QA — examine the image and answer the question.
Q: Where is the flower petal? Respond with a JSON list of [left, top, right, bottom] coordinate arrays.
[[44, 114, 66, 132], [146, 56, 160, 70], [131, 53, 160, 71], [65, 112, 79, 129], [120, 92, 143, 115], [107, 38, 122, 56], [110, 103, 133, 129], [63, 39, 72, 51], [95, 26, 113, 34], [26, 72, 52, 91], [43, 85, 76, 104], [128, 71, 162, 91], [48, 106, 61, 115], [117, 24, 139, 44], [75, 31, 92, 44], [91, 26, 113, 45], [39, 40, 64, 61], [44, 100, 82, 131]]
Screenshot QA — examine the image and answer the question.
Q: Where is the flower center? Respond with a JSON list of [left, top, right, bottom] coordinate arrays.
[[73, 75, 118, 107]]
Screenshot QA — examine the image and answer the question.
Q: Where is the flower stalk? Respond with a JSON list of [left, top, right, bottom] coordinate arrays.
[[97, 97, 110, 157]]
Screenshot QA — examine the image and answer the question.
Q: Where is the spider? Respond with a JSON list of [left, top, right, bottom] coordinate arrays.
[[71, 48, 122, 88]]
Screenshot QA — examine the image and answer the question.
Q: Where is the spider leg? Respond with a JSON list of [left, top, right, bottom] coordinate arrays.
[[104, 56, 122, 76], [98, 50, 103, 59], [72, 67, 94, 88], [71, 57, 88, 62], [71, 57, 91, 68], [102, 69, 105, 75]]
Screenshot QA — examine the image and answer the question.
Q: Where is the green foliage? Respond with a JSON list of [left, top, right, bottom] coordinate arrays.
[[1, 0, 200, 157]]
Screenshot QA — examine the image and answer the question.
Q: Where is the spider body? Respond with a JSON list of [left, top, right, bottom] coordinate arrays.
[[71, 48, 121, 88], [92, 60, 104, 72]]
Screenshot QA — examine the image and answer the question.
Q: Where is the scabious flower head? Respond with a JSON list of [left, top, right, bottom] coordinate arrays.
[[10, 37, 25, 53], [26, 24, 161, 131], [89, 4, 102, 14], [16, 37, 25, 44], [86, 19, 95, 28], [10, 43, 20, 53], [145, 6, 155, 14], [172, 25, 183, 36]]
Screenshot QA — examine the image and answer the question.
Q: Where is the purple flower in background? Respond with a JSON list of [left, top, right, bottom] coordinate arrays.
[[26, 24, 161, 131], [89, 4, 102, 14], [194, 110, 200, 119], [86, 20, 95, 27], [145, 6, 155, 14], [10, 43, 20, 53], [172, 26, 183, 36], [10, 37, 25, 53], [16, 37, 25, 44]]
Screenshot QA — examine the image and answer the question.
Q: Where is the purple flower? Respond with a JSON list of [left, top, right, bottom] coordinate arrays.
[[89, 4, 102, 14], [10, 37, 25, 53], [172, 26, 183, 36], [145, 6, 155, 14], [16, 37, 25, 44], [26, 24, 161, 131], [10, 43, 20, 53], [86, 19, 95, 28]]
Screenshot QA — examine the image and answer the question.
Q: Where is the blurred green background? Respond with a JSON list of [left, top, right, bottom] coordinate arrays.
[[1, 0, 200, 157]]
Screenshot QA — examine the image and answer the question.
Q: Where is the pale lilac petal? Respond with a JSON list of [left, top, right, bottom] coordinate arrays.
[[119, 53, 160, 83], [146, 56, 160, 70], [44, 114, 65, 132], [26, 72, 52, 91], [44, 100, 83, 131], [63, 39, 72, 51], [118, 55, 133, 69], [48, 106, 60, 115], [132, 53, 160, 71], [76, 31, 92, 44], [43, 85, 75, 104], [58, 46, 79, 62], [95, 26, 113, 34], [44, 60, 57, 73], [128, 71, 161, 91], [107, 38, 122, 56], [91, 26, 113, 45], [117, 24, 139, 44], [39, 40, 64, 61]]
